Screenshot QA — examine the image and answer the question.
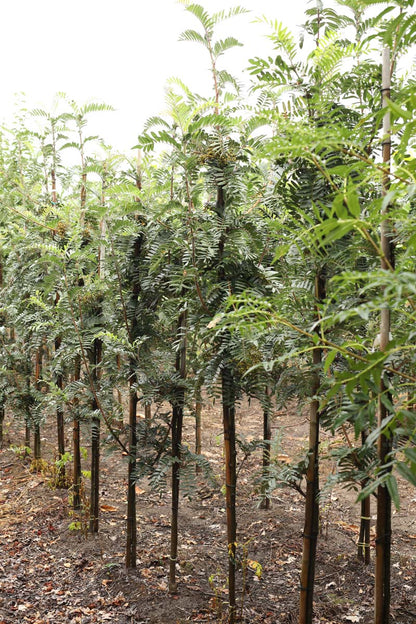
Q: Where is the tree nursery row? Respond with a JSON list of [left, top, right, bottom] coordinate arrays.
[[0, 2, 415, 623]]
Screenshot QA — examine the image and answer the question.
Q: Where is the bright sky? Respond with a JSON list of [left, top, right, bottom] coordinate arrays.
[[1, 0, 311, 152]]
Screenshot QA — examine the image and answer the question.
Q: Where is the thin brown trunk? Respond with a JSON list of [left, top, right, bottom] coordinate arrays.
[[195, 383, 202, 473], [222, 366, 237, 624], [33, 424, 41, 461], [89, 338, 102, 533], [375, 433, 392, 624], [358, 430, 371, 565], [214, 181, 237, 621], [375, 47, 394, 624], [89, 419, 100, 532], [0, 403, 4, 448], [33, 348, 42, 461], [169, 310, 187, 594], [260, 387, 272, 510], [299, 271, 325, 624], [25, 422, 31, 451], [144, 402, 151, 426], [0, 262, 3, 448], [169, 401, 184, 593], [125, 229, 142, 569], [125, 367, 137, 568], [72, 356, 82, 511], [89, 171, 107, 532], [24, 362, 31, 452], [55, 331, 66, 480]]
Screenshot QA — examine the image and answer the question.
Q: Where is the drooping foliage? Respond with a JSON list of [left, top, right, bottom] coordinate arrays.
[[0, 2, 415, 624]]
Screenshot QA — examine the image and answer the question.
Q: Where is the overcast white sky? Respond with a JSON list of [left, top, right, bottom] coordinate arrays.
[[1, 0, 316, 152], [5, 0, 412, 156]]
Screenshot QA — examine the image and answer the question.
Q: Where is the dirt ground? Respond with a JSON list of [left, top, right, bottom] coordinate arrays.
[[1, 397, 415, 624]]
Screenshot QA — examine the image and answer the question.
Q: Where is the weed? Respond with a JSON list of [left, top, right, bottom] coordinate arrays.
[[68, 480, 90, 537], [9, 444, 31, 459]]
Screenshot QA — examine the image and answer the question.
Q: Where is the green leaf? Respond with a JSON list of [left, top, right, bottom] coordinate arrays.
[[385, 474, 400, 511], [178, 29, 207, 46], [403, 447, 416, 464], [385, 98, 413, 121], [346, 185, 361, 218], [323, 349, 337, 374], [396, 461, 416, 488], [379, 392, 395, 413], [273, 243, 291, 261]]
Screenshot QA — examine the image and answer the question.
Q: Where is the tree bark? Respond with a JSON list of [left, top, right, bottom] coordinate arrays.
[[260, 386, 272, 510], [125, 366, 138, 568], [25, 421, 31, 452], [55, 333, 66, 482], [169, 309, 187, 594], [358, 430, 371, 565], [222, 366, 237, 624], [0, 261, 4, 448], [89, 338, 102, 534], [0, 403, 4, 448], [72, 356, 82, 511], [375, 47, 394, 624], [33, 348, 42, 461], [195, 382, 202, 473], [299, 270, 325, 624], [125, 227, 142, 569]]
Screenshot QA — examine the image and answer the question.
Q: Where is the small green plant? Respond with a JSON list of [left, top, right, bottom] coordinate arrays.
[[48, 452, 73, 489], [56, 451, 73, 470], [68, 480, 90, 537], [10, 443, 31, 459], [208, 570, 227, 623]]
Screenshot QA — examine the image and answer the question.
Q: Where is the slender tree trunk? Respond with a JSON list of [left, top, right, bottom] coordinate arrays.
[[33, 348, 42, 461], [169, 309, 187, 594], [358, 430, 371, 565], [0, 261, 4, 448], [33, 424, 41, 461], [144, 402, 152, 427], [55, 330, 66, 481], [24, 360, 31, 452], [89, 338, 102, 533], [375, 435, 392, 624], [375, 47, 394, 624], [260, 386, 272, 510], [299, 270, 325, 624], [0, 403, 4, 448], [52, 145, 65, 476], [222, 366, 237, 624], [72, 356, 82, 511], [89, 172, 107, 533], [125, 364, 138, 568], [214, 180, 238, 621], [125, 219, 142, 568], [25, 421, 31, 451], [195, 381, 202, 473]]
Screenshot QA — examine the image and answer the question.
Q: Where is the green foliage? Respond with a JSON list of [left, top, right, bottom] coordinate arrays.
[[0, 0, 415, 548]]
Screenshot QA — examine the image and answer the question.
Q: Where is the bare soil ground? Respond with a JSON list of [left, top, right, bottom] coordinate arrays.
[[1, 398, 415, 624]]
